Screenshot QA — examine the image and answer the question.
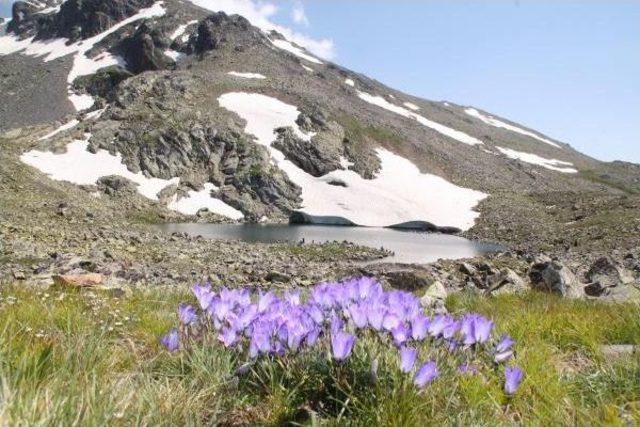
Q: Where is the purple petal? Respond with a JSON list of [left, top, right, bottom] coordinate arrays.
[[331, 331, 355, 361], [504, 366, 524, 395], [414, 361, 439, 388], [160, 329, 179, 353], [399, 347, 417, 373]]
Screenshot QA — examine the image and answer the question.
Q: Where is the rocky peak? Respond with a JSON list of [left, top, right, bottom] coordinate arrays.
[[186, 12, 264, 55]]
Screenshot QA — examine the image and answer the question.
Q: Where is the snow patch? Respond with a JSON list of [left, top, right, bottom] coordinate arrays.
[[164, 49, 185, 62], [271, 38, 322, 64], [227, 71, 266, 79], [496, 146, 577, 173], [38, 118, 79, 140], [357, 91, 484, 146], [465, 108, 561, 148], [20, 134, 179, 200], [169, 20, 198, 41], [168, 183, 244, 219], [403, 102, 420, 111], [68, 92, 95, 111], [301, 64, 314, 73], [344, 78, 355, 87], [218, 92, 487, 230]]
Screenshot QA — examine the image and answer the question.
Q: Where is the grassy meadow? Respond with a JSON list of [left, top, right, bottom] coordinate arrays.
[[0, 283, 638, 426]]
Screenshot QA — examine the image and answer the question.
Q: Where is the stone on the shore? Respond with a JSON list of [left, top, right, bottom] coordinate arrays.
[[529, 261, 582, 298], [420, 280, 448, 312], [53, 273, 104, 288]]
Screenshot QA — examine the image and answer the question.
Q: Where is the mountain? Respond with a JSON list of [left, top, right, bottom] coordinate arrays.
[[1, 0, 638, 241]]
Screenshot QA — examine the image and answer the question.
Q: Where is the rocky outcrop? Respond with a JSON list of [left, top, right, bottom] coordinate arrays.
[[529, 259, 582, 298], [186, 12, 264, 55], [584, 256, 639, 300], [273, 126, 343, 177], [117, 22, 170, 73], [33, 0, 155, 41]]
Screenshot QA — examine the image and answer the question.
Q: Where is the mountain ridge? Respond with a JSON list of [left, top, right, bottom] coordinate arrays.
[[1, 0, 637, 232]]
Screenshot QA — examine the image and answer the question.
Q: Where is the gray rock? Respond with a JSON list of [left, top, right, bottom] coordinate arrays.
[[420, 280, 448, 313], [487, 268, 528, 295], [529, 260, 582, 298]]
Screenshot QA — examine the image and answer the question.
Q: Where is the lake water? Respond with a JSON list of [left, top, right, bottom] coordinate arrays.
[[155, 223, 504, 264]]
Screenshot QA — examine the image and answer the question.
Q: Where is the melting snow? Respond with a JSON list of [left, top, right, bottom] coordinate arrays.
[[0, 2, 166, 111], [164, 49, 185, 62], [168, 183, 244, 219], [403, 102, 420, 111], [344, 78, 355, 87], [271, 38, 322, 64], [38, 118, 79, 140], [227, 71, 266, 79], [20, 134, 179, 200], [218, 92, 487, 230], [357, 91, 484, 146], [22, 132, 244, 218], [496, 146, 577, 173], [169, 20, 198, 40], [465, 108, 561, 148]]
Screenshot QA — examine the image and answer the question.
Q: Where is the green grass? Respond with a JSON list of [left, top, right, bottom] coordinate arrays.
[[0, 285, 639, 425]]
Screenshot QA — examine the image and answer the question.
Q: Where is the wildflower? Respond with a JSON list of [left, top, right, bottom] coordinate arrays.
[[192, 284, 214, 310], [460, 314, 493, 345], [331, 331, 355, 361], [494, 335, 515, 363], [160, 329, 179, 353], [391, 323, 410, 346], [504, 366, 524, 396], [348, 303, 368, 328], [178, 304, 197, 325], [399, 347, 417, 373], [414, 361, 439, 388], [219, 327, 238, 348], [428, 315, 451, 338], [410, 315, 429, 341]]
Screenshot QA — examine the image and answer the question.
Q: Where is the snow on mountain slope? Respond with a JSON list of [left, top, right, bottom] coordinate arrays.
[[168, 183, 244, 218], [357, 91, 484, 146], [228, 71, 266, 79], [465, 107, 561, 148], [20, 134, 244, 217], [496, 147, 577, 173], [0, 1, 167, 111], [218, 92, 487, 230]]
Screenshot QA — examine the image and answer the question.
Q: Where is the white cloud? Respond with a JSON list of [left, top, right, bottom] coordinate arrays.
[[291, 1, 309, 26], [187, 0, 335, 59]]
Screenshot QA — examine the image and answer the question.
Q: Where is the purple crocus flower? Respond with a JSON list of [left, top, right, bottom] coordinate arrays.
[[399, 346, 417, 373], [411, 315, 429, 341], [178, 304, 197, 325], [331, 331, 355, 361], [428, 315, 451, 338], [366, 305, 386, 331], [160, 329, 179, 353], [460, 314, 494, 345], [192, 284, 214, 310], [414, 361, 439, 388], [473, 316, 493, 344], [382, 313, 401, 331], [496, 335, 514, 353], [391, 323, 410, 347], [495, 335, 515, 363], [348, 303, 368, 329], [504, 366, 524, 396], [218, 327, 238, 348]]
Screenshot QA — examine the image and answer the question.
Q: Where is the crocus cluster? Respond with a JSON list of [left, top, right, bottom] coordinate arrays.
[[161, 277, 523, 395]]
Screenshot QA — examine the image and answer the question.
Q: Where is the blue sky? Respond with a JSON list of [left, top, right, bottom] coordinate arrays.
[[3, 1, 639, 163]]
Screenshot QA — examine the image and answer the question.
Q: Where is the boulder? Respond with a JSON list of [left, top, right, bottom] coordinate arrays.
[[384, 268, 433, 291], [529, 261, 582, 298], [53, 273, 104, 288], [487, 268, 528, 295], [420, 280, 448, 313]]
